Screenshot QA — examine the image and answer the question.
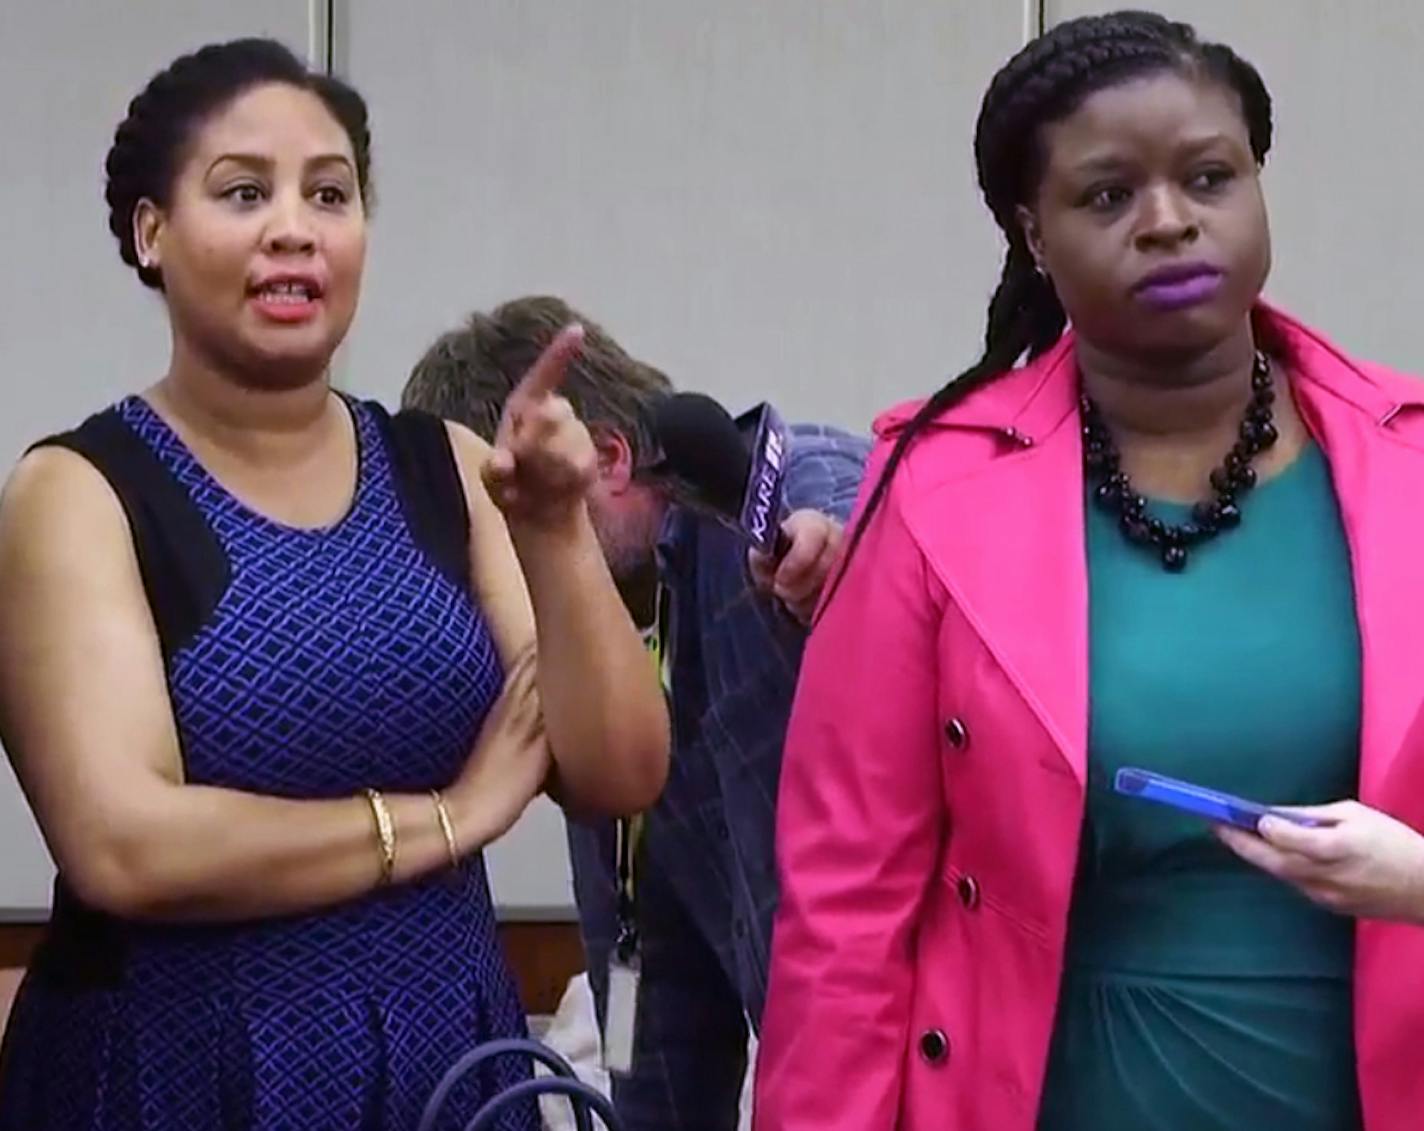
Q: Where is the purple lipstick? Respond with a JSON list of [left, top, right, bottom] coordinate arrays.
[[1134, 262, 1224, 312]]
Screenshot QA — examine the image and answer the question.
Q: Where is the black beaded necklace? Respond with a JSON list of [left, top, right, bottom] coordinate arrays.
[[1080, 350, 1278, 573]]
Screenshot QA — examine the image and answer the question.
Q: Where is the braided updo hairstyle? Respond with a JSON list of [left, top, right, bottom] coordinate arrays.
[[827, 10, 1273, 604], [104, 38, 372, 290]]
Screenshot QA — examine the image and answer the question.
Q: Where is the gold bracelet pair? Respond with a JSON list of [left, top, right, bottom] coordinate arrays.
[[364, 788, 461, 885]]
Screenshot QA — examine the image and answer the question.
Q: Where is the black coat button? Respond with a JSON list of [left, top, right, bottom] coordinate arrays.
[[957, 875, 980, 910], [944, 718, 969, 750], [918, 1028, 950, 1065]]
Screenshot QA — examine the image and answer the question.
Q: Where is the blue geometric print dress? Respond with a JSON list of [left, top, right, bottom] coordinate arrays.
[[0, 396, 538, 1131]]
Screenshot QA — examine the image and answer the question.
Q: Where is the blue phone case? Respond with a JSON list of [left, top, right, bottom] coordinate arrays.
[[1113, 768, 1323, 830]]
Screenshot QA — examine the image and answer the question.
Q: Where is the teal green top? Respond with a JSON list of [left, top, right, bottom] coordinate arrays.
[[1036, 444, 1364, 1131]]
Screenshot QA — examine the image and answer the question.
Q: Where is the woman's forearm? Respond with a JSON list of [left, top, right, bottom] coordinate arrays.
[[66, 780, 498, 923], [509, 507, 670, 815]]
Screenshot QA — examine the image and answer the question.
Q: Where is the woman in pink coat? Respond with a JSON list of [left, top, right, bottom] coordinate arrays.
[[755, 12, 1424, 1131]]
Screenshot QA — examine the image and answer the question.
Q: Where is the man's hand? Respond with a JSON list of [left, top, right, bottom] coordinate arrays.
[[748, 510, 844, 626]]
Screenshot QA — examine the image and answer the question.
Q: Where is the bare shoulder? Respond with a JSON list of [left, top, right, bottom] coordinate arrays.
[[438, 422, 533, 654], [0, 443, 154, 745], [443, 420, 493, 468], [0, 445, 132, 564], [439, 421, 495, 508]]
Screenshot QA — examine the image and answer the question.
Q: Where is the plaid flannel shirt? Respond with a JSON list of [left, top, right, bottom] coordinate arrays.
[[566, 423, 870, 1131]]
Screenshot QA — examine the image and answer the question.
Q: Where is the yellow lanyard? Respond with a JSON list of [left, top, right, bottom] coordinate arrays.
[[644, 582, 672, 696], [615, 585, 670, 957]]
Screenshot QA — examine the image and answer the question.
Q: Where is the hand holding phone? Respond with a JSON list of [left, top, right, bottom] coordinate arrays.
[[1113, 767, 1328, 832]]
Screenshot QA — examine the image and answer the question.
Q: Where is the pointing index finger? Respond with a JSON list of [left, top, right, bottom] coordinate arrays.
[[511, 323, 585, 404]]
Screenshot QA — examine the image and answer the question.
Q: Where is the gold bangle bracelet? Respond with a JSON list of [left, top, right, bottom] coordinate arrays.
[[431, 790, 460, 869], [364, 788, 396, 885]]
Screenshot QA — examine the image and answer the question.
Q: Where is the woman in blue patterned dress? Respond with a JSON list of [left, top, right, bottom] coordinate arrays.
[[0, 38, 669, 1131]]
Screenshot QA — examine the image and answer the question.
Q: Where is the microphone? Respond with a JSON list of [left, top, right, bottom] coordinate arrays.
[[651, 392, 792, 558]]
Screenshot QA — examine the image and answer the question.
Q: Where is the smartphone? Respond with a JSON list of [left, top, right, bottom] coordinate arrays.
[[1113, 767, 1326, 831]]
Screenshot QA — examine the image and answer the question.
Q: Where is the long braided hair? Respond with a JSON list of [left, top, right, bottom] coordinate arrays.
[[825, 11, 1273, 607]]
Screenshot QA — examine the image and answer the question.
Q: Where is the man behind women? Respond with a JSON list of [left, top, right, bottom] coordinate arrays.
[[0, 39, 667, 1131], [404, 297, 868, 1131], [757, 11, 1424, 1131]]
